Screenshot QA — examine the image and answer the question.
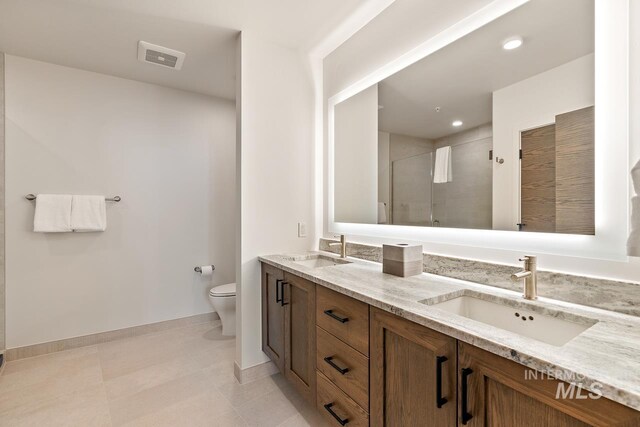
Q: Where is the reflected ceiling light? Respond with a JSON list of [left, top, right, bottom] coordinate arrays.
[[452, 120, 463, 127], [503, 36, 523, 50]]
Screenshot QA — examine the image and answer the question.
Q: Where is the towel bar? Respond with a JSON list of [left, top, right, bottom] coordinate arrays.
[[25, 194, 121, 202]]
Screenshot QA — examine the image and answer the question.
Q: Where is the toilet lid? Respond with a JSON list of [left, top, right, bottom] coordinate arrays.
[[210, 283, 236, 297]]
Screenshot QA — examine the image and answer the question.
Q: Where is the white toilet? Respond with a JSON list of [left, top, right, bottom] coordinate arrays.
[[209, 283, 236, 336]]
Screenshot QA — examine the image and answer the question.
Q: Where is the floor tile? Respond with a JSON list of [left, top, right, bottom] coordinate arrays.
[[0, 352, 103, 413], [108, 369, 212, 426], [0, 320, 326, 426], [121, 388, 245, 427], [0, 384, 111, 427], [215, 372, 291, 409]]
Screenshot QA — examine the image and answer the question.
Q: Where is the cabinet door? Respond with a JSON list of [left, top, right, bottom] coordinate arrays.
[[370, 307, 457, 426], [283, 272, 316, 404], [261, 264, 285, 373], [458, 342, 640, 427]]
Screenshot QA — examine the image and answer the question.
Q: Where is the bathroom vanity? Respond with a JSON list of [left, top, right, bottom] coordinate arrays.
[[260, 254, 640, 426]]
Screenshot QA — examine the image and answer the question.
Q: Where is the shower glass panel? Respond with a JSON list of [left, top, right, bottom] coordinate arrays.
[[391, 152, 433, 226], [432, 139, 493, 229]]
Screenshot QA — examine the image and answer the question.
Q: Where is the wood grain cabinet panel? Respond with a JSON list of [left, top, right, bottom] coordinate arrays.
[[283, 272, 316, 405], [520, 124, 556, 233], [458, 342, 640, 427], [370, 307, 457, 427], [316, 286, 370, 356], [261, 264, 285, 373], [316, 326, 369, 411], [317, 371, 369, 427], [555, 106, 595, 235]]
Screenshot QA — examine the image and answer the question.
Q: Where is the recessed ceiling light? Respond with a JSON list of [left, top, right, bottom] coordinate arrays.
[[452, 120, 463, 127], [503, 37, 523, 50]]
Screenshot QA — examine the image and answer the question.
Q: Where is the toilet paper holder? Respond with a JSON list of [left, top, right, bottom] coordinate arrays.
[[194, 265, 215, 273]]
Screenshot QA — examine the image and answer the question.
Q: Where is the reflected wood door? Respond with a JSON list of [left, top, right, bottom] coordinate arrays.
[[370, 307, 457, 426], [520, 124, 556, 233], [261, 264, 285, 373], [458, 342, 640, 426], [556, 106, 595, 235], [283, 272, 316, 405]]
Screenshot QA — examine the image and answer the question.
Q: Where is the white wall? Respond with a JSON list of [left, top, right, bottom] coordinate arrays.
[[334, 84, 378, 224], [632, 0, 640, 172], [5, 56, 236, 348], [237, 33, 315, 370], [492, 54, 595, 231]]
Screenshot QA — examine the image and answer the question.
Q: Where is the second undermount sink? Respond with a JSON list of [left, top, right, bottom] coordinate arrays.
[[421, 291, 597, 346], [293, 255, 352, 269]]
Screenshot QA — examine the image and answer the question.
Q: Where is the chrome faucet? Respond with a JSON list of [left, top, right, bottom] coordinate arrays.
[[511, 255, 538, 300], [328, 235, 347, 258]]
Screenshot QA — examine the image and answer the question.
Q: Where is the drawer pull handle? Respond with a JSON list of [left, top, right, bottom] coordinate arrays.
[[280, 282, 289, 306], [461, 367, 473, 425], [436, 355, 448, 408], [275, 279, 283, 303], [324, 356, 349, 375], [324, 403, 349, 426], [324, 310, 349, 323]]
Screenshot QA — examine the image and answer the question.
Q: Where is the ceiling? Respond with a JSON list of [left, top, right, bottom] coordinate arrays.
[[378, 0, 595, 140], [66, 0, 370, 52], [0, 0, 370, 99]]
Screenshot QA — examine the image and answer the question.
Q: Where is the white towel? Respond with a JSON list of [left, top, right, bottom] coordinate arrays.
[[433, 146, 452, 183], [71, 195, 106, 232], [34, 194, 73, 232]]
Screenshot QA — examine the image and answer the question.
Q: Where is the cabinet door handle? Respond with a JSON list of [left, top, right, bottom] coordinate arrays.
[[275, 279, 283, 303], [324, 356, 349, 375], [324, 310, 349, 323], [323, 403, 349, 426], [280, 282, 289, 306], [436, 356, 448, 408], [461, 367, 473, 425]]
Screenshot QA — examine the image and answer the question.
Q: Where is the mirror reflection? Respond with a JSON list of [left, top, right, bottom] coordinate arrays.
[[334, 0, 595, 234]]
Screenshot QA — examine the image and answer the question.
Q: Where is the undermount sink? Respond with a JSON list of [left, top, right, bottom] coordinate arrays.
[[293, 255, 352, 269], [421, 291, 597, 346]]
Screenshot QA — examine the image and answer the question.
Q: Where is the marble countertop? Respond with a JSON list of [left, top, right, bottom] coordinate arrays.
[[259, 251, 640, 411]]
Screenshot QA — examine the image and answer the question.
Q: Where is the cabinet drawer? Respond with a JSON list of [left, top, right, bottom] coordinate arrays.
[[317, 371, 369, 427], [316, 326, 369, 411], [316, 286, 369, 356]]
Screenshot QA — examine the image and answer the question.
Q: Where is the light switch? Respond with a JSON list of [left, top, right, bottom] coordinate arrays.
[[298, 222, 307, 238]]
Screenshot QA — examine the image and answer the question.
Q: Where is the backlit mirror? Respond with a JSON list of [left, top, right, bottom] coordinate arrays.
[[333, 0, 595, 234]]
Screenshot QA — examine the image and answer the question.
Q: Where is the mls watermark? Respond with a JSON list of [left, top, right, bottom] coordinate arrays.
[[524, 369, 603, 400]]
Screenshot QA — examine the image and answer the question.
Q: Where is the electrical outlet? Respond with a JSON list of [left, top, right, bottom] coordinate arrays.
[[297, 222, 307, 238]]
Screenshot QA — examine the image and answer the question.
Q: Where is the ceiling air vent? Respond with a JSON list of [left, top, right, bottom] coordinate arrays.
[[137, 41, 186, 70]]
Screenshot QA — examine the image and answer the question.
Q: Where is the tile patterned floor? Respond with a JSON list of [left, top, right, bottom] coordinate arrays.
[[0, 320, 330, 426]]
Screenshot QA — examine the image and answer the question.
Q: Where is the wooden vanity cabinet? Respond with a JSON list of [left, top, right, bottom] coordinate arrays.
[[261, 264, 285, 372], [370, 307, 457, 426], [458, 342, 640, 427], [282, 272, 316, 404], [261, 262, 640, 426], [260, 265, 316, 404]]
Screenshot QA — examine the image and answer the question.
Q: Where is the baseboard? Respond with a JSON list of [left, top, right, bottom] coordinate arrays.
[[234, 360, 279, 384], [5, 312, 220, 362]]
